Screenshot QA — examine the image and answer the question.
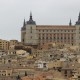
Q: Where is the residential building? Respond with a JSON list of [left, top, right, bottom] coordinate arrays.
[[0, 39, 9, 51]]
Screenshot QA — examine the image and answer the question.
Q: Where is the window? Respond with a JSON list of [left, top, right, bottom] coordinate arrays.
[[8, 60, 11, 63], [43, 34, 44, 36], [68, 37, 70, 39], [39, 37, 41, 39], [64, 70, 67, 74], [43, 63, 46, 68], [23, 39, 24, 42], [57, 30, 59, 32], [30, 27, 32, 33], [61, 37, 63, 39], [42, 37, 44, 39], [50, 37, 52, 39], [54, 37, 55, 40], [31, 36, 32, 39], [8, 73, 10, 76], [72, 37, 73, 39], [46, 37, 48, 39], [78, 76, 80, 78], [57, 37, 59, 39], [50, 30, 52, 32], [61, 30, 63, 32], [64, 37, 66, 39]]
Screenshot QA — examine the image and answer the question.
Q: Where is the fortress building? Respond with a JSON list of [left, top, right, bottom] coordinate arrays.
[[21, 12, 80, 47]]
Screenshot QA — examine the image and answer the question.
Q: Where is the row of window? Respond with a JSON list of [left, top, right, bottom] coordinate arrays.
[[39, 36, 74, 39], [0, 71, 6, 72], [0, 42, 8, 43], [22, 37, 74, 40], [0, 44, 8, 45], [0, 73, 10, 76], [39, 34, 74, 36], [38, 30, 75, 32], [39, 43, 74, 46], [39, 41, 74, 44]]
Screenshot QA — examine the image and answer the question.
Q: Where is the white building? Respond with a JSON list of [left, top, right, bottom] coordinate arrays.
[[35, 60, 48, 69]]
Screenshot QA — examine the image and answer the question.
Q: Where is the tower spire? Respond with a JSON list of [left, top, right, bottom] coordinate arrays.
[[23, 18, 25, 26], [76, 12, 80, 25], [30, 12, 32, 20], [27, 12, 36, 25], [78, 12, 80, 21], [69, 19, 72, 26]]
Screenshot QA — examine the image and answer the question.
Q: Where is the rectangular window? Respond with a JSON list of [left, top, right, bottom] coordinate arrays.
[[50, 30, 52, 32], [30, 27, 32, 33], [31, 36, 32, 39]]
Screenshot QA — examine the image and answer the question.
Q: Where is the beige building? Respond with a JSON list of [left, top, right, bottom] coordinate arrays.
[[9, 40, 23, 46], [8, 40, 17, 54], [47, 61, 63, 69], [21, 12, 80, 47], [9, 40, 18, 46], [0, 68, 12, 77], [0, 39, 9, 51], [0, 39, 23, 51]]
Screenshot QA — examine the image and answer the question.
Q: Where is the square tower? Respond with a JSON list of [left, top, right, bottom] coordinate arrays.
[[21, 13, 39, 46]]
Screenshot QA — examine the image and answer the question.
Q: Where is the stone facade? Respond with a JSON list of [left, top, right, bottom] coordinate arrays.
[[21, 13, 80, 47]]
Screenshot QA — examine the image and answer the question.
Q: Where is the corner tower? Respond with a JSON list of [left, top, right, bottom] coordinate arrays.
[[75, 12, 80, 46], [21, 12, 38, 46]]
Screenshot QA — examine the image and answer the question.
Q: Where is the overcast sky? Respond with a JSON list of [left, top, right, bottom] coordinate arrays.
[[0, 0, 80, 41]]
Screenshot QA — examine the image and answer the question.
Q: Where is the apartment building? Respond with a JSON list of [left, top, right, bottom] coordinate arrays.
[[0, 39, 9, 51]]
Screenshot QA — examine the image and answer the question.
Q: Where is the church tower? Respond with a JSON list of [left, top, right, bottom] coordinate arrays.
[[21, 12, 38, 46], [75, 12, 80, 46]]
